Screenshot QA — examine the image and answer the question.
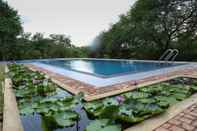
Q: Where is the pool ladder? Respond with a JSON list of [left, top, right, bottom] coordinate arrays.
[[159, 49, 179, 63]]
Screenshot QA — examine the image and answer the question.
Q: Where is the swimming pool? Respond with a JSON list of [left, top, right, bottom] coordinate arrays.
[[23, 58, 191, 87], [38, 59, 181, 78]]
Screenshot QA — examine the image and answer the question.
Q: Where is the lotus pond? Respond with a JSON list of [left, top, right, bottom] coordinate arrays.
[[8, 64, 197, 131]]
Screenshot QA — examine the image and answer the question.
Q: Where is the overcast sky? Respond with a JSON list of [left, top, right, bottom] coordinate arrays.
[[6, 0, 136, 46]]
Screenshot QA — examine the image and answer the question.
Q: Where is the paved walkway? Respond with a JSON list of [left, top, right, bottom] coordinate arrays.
[[154, 103, 197, 131]]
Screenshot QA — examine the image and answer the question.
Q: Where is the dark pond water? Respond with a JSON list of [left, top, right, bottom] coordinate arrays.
[[20, 88, 92, 131]]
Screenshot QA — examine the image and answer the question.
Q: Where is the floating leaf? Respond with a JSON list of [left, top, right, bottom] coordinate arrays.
[[53, 111, 79, 127], [137, 98, 156, 104], [123, 91, 150, 99], [103, 98, 119, 106], [99, 105, 119, 119], [116, 106, 144, 123], [84, 101, 103, 117], [85, 119, 121, 131], [20, 105, 34, 115], [190, 85, 197, 92], [157, 101, 169, 108]]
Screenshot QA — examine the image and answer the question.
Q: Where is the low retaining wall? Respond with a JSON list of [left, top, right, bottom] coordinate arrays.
[[3, 66, 23, 131]]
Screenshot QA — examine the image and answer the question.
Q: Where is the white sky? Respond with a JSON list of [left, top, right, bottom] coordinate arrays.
[[6, 0, 136, 46]]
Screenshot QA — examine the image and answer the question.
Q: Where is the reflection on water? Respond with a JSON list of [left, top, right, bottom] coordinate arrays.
[[65, 60, 95, 74], [41, 59, 178, 76]]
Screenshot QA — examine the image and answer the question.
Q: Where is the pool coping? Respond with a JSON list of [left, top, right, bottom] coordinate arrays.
[[24, 62, 197, 101]]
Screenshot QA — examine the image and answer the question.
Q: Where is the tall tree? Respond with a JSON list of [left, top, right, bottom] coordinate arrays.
[[0, 0, 22, 60], [96, 0, 197, 60]]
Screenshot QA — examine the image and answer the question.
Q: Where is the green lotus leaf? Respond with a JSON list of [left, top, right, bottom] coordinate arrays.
[[85, 119, 121, 131], [116, 115, 144, 123], [155, 96, 178, 105], [15, 89, 32, 98], [118, 106, 134, 116], [53, 111, 79, 127], [20, 105, 34, 115], [39, 97, 58, 103], [172, 93, 188, 101], [84, 101, 103, 117], [143, 104, 164, 115], [168, 85, 190, 94], [157, 101, 170, 108], [137, 98, 156, 104], [133, 102, 145, 112], [192, 80, 197, 86], [159, 90, 171, 96], [123, 91, 151, 99], [99, 105, 119, 119], [140, 85, 164, 94], [103, 98, 119, 106], [190, 85, 197, 92], [115, 105, 143, 123], [99, 125, 122, 131]]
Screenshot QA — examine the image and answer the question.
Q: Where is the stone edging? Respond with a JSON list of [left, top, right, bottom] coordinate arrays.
[[2, 66, 23, 131]]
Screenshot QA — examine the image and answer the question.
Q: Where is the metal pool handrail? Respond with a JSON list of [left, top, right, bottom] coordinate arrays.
[[159, 49, 179, 63]]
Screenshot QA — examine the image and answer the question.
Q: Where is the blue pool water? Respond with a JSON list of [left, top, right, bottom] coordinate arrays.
[[38, 59, 182, 77]]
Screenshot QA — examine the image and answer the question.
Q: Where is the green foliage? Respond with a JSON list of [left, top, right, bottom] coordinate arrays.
[[0, 0, 22, 60], [9, 33, 90, 60], [92, 0, 197, 61], [8, 64, 81, 128], [51, 111, 79, 127], [85, 119, 121, 131], [84, 77, 197, 126]]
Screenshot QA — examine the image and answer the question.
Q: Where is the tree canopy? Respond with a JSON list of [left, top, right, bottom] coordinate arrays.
[[0, 0, 22, 60], [93, 0, 197, 61]]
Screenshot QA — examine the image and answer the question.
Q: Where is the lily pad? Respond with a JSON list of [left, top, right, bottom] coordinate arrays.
[[123, 91, 150, 99], [53, 111, 79, 127], [20, 105, 34, 115], [85, 119, 121, 131], [84, 101, 103, 117]]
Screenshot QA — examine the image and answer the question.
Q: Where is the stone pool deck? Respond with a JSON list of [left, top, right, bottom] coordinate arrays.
[[25, 64, 197, 101], [154, 103, 197, 131]]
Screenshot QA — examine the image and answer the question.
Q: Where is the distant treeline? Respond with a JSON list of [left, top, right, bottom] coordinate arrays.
[[8, 33, 89, 60]]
